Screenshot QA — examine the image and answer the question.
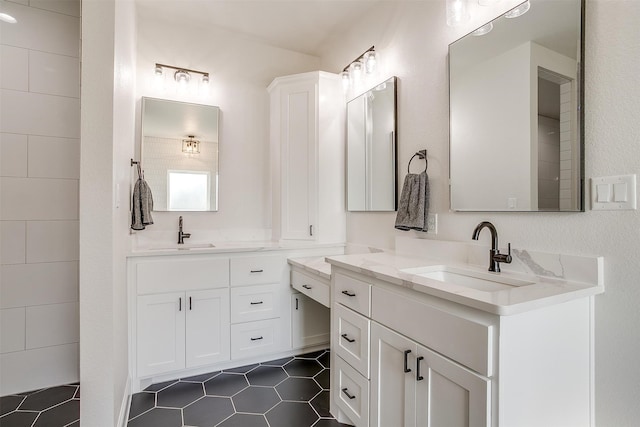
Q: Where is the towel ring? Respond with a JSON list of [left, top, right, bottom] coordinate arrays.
[[407, 149, 427, 174]]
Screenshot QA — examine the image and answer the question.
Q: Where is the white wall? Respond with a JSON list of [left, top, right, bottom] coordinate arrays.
[[321, 0, 640, 424], [134, 12, 320, 245], [80, 0, 136, 424], [0, 0, 80, 395]]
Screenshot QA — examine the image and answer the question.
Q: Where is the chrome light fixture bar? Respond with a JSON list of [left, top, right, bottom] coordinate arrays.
[[154, 63, 210, 85], [341, 46, 378, 91]]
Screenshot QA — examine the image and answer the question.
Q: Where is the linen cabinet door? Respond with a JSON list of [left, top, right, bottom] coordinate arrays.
[[291, 293, 330, 349], [370, 323, 417, 427], [185, 288, 230, 368], [137, 292, 185, 377], [415, 344, 491, 427]]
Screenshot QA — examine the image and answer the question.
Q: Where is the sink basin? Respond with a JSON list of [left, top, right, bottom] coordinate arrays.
[[144, 243, 216, 251], [401, 265, 534, 292]]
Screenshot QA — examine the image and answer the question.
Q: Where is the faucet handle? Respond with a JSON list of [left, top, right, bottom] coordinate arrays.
[[494, 243, 512, 264]]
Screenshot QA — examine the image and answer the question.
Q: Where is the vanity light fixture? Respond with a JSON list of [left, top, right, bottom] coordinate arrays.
[[504, 0, 530, 18], [472, 22, 493, 36], [341, 46, 378, 91], [153, 63, 210, 94], [182, 135, 200, 155]]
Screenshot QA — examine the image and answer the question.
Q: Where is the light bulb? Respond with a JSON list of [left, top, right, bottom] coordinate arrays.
[[341, 71, 350, 91], [504, 0, 530, 18], [446, 0, 470, 27], [364, 51, 378, 74], [350, 61, 363, 82], [202, 74, 209, 85]]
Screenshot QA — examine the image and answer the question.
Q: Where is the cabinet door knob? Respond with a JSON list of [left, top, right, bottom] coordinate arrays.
[[341, 290, 356, 297], [341, 388, 356, 400], [341, 333, 355, 343], [416, 356, 424, 381], [404, 349, 412, 373]]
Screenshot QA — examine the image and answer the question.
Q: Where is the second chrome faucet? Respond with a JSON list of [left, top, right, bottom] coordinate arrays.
[[472, 221, 512, 272], [178, 216, 191, 244]]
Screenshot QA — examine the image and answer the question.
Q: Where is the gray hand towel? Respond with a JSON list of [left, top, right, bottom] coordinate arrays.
[[131, 178, 154, 230], [395, 171, 429, 232]]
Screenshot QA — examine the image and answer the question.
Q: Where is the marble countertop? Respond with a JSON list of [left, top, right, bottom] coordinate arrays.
[[287, 256, 332, 281], [325, 249, 604, 316], [128, 241, 345, 257]]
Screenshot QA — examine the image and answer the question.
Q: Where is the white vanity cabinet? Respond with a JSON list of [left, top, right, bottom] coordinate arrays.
[[268, 71, 346, 244]]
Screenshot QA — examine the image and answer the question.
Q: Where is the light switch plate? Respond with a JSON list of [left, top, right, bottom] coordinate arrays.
[[427, 213, 438, 234], [592, 174, 636, 210]]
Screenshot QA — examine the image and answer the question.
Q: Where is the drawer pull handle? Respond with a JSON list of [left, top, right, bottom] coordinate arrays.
[[341, 388, 356, 400], [302, 284, 312, 290], [404, 349, 412, 373], [250, 269, 264, 273], [250, 336, 263, 341], [341, 290, 356, 297], [341, 333, 355, 343], [416, 356, 424, 381], [179, 297, 182, 312], [189, 296, 192, 311]]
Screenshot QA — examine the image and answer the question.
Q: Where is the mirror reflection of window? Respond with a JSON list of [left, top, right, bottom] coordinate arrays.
[[168, 170, 210, 211]]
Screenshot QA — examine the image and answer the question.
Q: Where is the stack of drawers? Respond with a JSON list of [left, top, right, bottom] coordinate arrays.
[[332, 273, 372, 427]]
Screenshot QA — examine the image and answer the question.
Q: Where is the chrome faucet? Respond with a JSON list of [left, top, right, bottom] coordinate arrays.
[[471, 221, 512, 272], [177, 216, 191, 244]]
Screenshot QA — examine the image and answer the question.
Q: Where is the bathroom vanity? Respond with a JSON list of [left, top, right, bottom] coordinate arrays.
[[327, 239, 603, 427], [127, 243, 340, 392]]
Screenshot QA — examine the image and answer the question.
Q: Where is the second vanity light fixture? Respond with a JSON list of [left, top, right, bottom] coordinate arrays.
[[182, 135, 201, 155], [340, 46, 379, 91], [154, 63, 210, 94]]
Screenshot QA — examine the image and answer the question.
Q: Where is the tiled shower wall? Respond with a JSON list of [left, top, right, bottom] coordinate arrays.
[[0, 0, 80, 395]]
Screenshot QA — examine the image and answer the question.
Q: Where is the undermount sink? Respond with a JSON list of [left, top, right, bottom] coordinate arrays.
[[401, 265, 535, 292], [144, 243, 216, 251]]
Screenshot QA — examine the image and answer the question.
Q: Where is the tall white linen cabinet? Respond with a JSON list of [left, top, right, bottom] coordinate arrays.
[[268, 71, 346, 244]]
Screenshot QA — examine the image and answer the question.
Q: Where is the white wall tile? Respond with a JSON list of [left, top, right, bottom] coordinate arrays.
[[28, 136, 80, 179], [0, 343, 79, 395], [29, 51, 80, 98], [1, 261, 78, 308], [26, 302, 78, 349], [1, 221, 26, 265], [0, 89, 80, 138], [1, 177, 78, 220], [0, 1, 80, 57], [29, 0, 80, 17], [0, 307, 25, 354], [1, 45, 28, 91], [0, 133, 28, 177], [26, 220, 79, 262]]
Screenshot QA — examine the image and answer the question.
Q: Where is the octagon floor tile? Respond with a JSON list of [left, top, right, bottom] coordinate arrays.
[[246, 366, 288, 387], [1, 395, 25, 416], [33, 399, 79, 427], [284, 359, 323, 377], [266, 401, 319, 427], [310, 391, 331, 418], [276, 377, 321, 402], [157, 382, 204, 408], [0, 411, 39, 426], [314, 369, 330, 390], [216, 413, 268, 427], [183, 396, 234, 427], [128, 407, 182, 427], [19, 385, 76, 411], [318, 352, 330, 368], [205, 373, 249, 396], [128, 392, 156, 419], [232, 386, 280, 413]]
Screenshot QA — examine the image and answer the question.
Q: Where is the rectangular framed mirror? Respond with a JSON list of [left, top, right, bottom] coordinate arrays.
[[449, 0, 584, 212], [141, 97, 220, 212], [347, 76, 398, 211]]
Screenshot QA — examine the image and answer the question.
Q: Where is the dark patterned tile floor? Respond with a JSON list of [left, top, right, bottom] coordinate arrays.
[[0, 384, 80, 427], [128, 349, 352, 427]]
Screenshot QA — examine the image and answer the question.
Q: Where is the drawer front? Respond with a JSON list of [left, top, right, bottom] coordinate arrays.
[[333, 303, 370, 378], [137, 257, 229, 295], [231, 284, 280, 323], [334, 356, 370, 427], [334, 273, 371, 316], [230, 319, 281, 359], [230, 255, 284, 286], [291, 269, 330, 307], [372, 286, 494, 377]]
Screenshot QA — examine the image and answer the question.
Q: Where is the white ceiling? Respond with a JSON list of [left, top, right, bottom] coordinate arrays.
[[135, 0, 382, 56]]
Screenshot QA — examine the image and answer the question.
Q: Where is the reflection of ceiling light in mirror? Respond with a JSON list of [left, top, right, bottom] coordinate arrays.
[[504, 0, 530, 18], [0, 13, 17, 23], [374, 82, 387, 92], [446, 0, 470, 27], [472, 22, 493, 36], [182, 135, 200, 155]]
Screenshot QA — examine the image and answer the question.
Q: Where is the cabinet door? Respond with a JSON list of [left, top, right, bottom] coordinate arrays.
[[137, 292, 185, 377], [185, 289, 230, 368], [291, 293, 330, 349], [370, 323, 418, 427], [415, 344, 490, 427], [280, 80, 317, 240]]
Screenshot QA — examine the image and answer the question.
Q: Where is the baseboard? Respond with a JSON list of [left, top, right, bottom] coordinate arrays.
[[117, 375, 132, 427]]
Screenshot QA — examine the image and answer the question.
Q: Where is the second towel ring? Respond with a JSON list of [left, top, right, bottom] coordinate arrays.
[[407, 149, 427, 174]]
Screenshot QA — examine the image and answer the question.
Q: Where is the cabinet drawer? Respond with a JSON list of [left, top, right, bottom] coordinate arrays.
[[231, 319, 281, 359], [291, 269, 330, 307], [231, 284, 279, 323], [333, 303, 370, 378], [372, 286, 494, 377], [334, 356, 370, 427], [136, 257, 229, 295], [230, 255, 284, 286], [334, 273, 371, 316]]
